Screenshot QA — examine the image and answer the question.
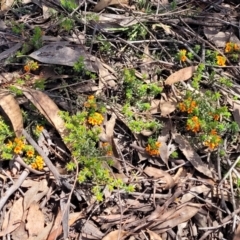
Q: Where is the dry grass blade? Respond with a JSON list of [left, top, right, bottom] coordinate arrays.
[[0, 92, 23, 137]]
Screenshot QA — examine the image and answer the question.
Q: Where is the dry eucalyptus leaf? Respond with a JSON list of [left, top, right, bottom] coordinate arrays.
[[29, 42, 99, 72], [159, 98, 177, 116], [204, 27, 230, 48], [144, 166, 175, 190], [26, 202, 45, 238], [150, 99, 160, 114], [154, 203, 202, 233], [20, 87, 67, 141], [146, 229, 163, 240], [165, 66, 198, 85], [11, 222, 28, 240], [94, 0, 128, 12], [102, 230, 129, 240], [233, 222, 240, 240], [8, 197, 24, 229], [98, 64, 117, 89], [0, 92, 23, 137], [181, 185, 210, 203], [173, 133, 214, 179], [1, 0, 14, 10], [0, 72, 20, 84]]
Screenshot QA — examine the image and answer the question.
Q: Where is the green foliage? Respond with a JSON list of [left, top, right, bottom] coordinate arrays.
[[170, 0, 177, 10], [170, 151, 178, 158], [219, 77, 233, 87], [8, 85, 23, 96], [127, 24, 147, 41], [34, 79, 46, 90], [30, 26, 43, 49], [60, 0, 77, 11], [11, 21, 25, 35], [192, 63, 205, 89], [60, 17, 74, 32], [73, 57, 96, 79], [73, 56, 85, 72], [121, 69, 162, 133], [60, 110, 134, 200]]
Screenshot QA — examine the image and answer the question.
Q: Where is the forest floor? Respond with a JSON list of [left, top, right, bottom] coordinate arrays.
[[0, 0, 240, 239]]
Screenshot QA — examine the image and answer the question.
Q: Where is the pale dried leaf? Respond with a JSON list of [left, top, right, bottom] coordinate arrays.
[[23, 182, 40, 210], [153, 23, 172, 35], [150, 99, 160, 114], [0, 222, 20, 237], [159, 141, 176, 168], [233, 100, 240, 128], [0, 93, 23, 137], [34, 221, 54, 240], [8, 197, 24, 227], [154, 203, 202, 233], [1, 208, 10, 232], [11, 222, 28, 240], [99, 64, 117, 89], [181, 185, 210, 203], [141, 129, 155, 136], [105, 113, 117, 140], [0, 72, 20, 84], [165, 66, 198, 85], [159, 98, 177, 116], [146, 229, 163, 240], [204, 27, 230, 48], [22, 180, 48, 213], [1, 0, 14, 10], [94, 0, 128, 12], [141, 45, 152, 79], [102, 230, 129, 240], [144, 166, 175, 190], [47, 211, 84, 240], [26, 202, 45, 238], [20, 87, 67, 140], [173, 133, 214, 178], [233, 222, 240, 240]]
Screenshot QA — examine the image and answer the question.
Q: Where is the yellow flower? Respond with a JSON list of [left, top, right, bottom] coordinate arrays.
[[145, 142, 161, 156], [210, 129, 217, 135], [234, 44, 239, 51], [36, 125, 44, 132], [14, 138, 23, 144], [31, 162, 37, 169], [179, 49, 187, 62], [88, 95, 95, 100], [186, 116, 200, 133], [26, 150, 34, 158], [225, 42, 232, 53], [14, 146, 22, 154], [24, 65, 30, 72], [216, 56, 226, 66], [35, 156, 44, 170], [88, 112, 104, 126]]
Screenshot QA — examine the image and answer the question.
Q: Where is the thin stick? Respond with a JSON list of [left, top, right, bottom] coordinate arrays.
[[0, 169, 29, 211]]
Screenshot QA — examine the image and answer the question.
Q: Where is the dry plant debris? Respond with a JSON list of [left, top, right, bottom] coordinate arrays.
[[0, 0, 240, 239]]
